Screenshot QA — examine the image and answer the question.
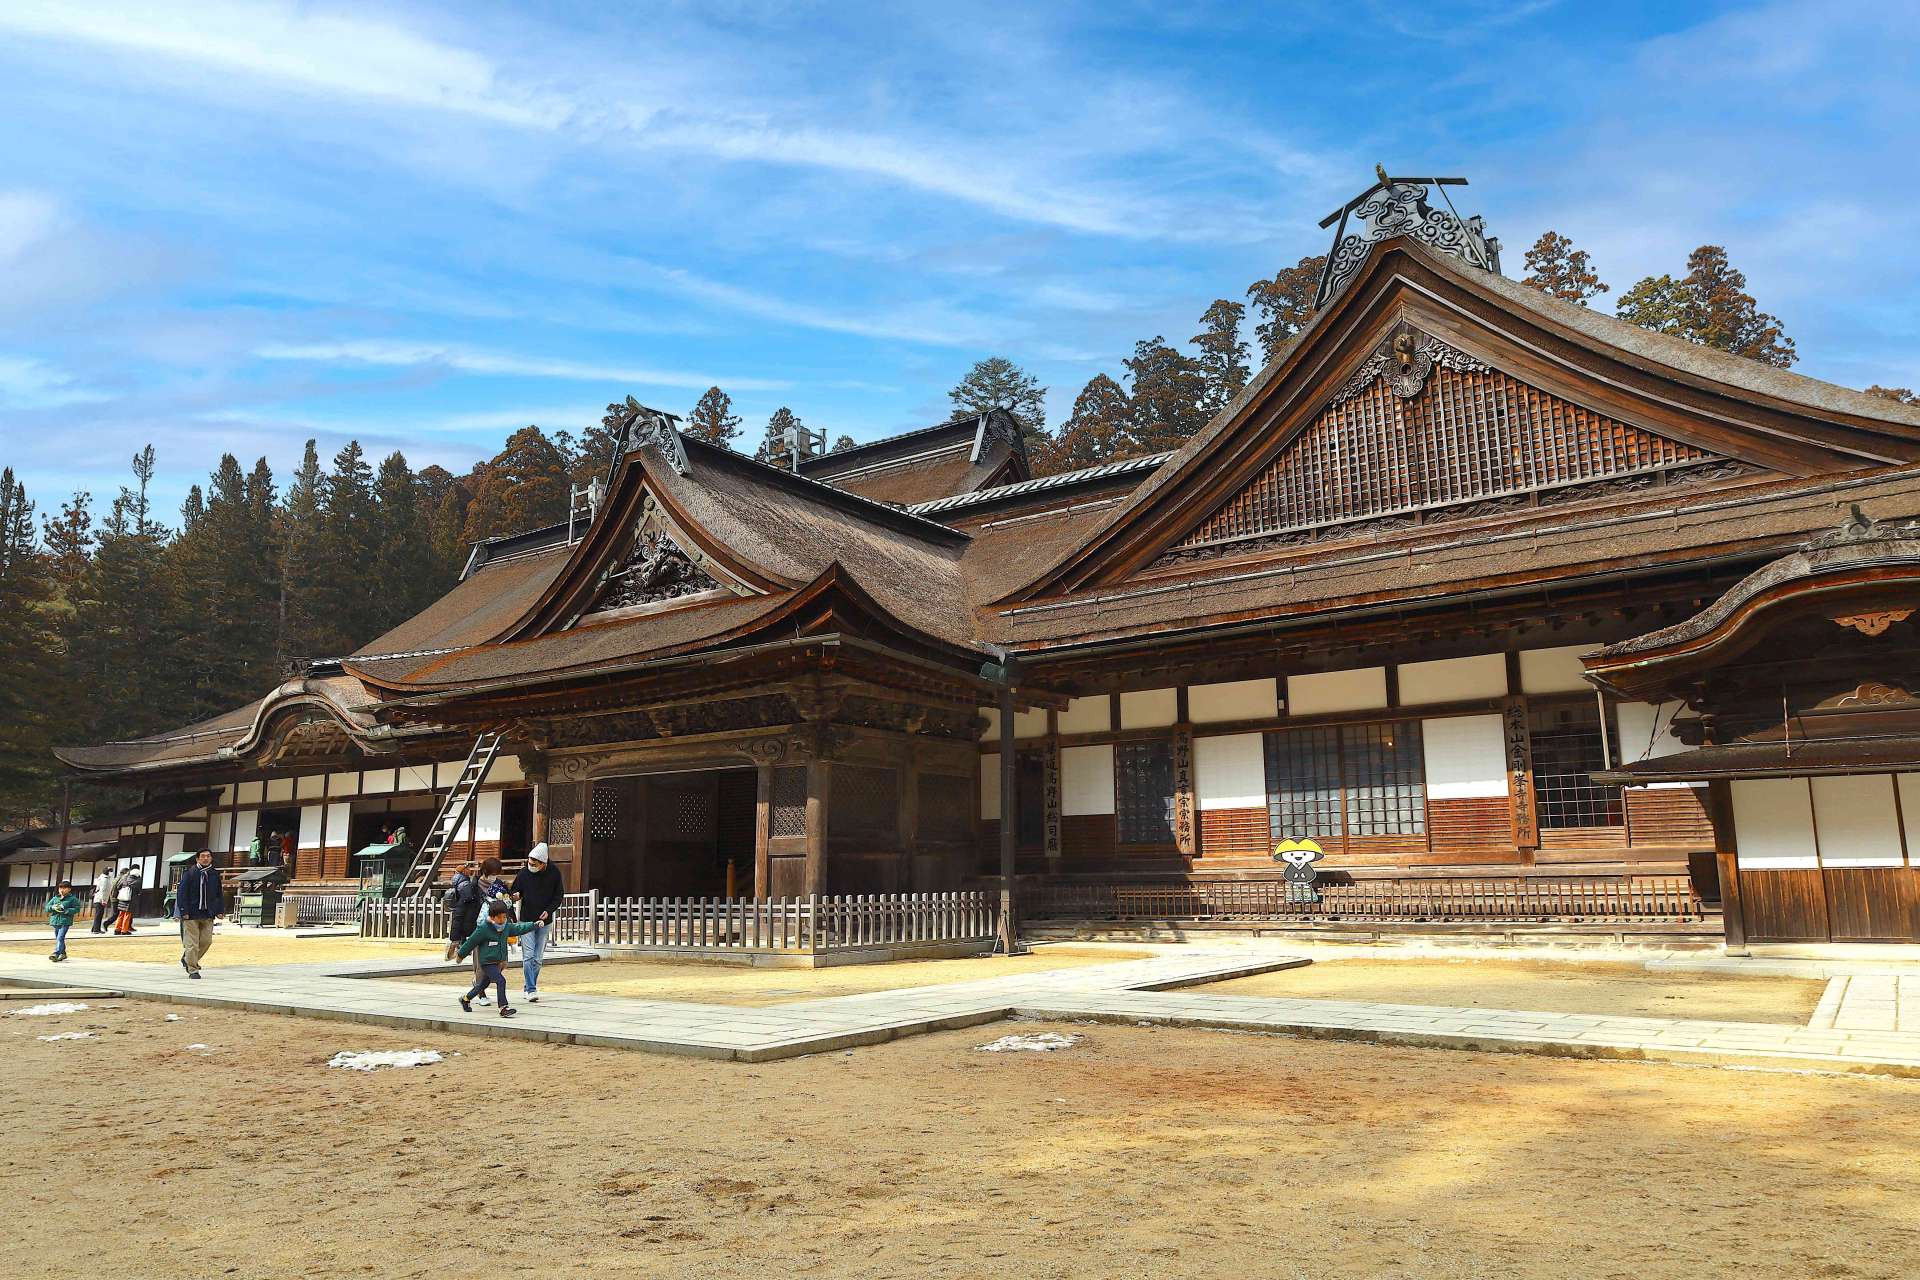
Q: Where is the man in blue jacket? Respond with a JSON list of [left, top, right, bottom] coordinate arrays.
[[176, 849, 224, 979]]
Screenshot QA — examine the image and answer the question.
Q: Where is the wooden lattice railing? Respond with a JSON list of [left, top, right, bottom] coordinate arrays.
[[1027, 877, 1703, 923]]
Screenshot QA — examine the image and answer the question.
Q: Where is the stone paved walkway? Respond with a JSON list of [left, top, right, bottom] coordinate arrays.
[[8, 947, 1920, 1075], [1809, 974, 1920, 1032]]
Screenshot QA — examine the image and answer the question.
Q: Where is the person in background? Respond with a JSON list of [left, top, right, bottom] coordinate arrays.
[[91, 866, 115, 934], [443, 861, 489, 1000], [478, 856, 509, 909], [456, 899, 536, 1018], [112, 866, 141, 934], [175, 849, 224, 979], [247, 828, 264, 866], [279, 829, 295, 867], [46, 879, 81, 962], [508, 844, 564, 1004]]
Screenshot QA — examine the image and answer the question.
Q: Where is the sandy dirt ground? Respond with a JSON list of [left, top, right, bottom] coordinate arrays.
[[396, 944, 1155, 1005], [1199, 956, 1825, 1024], [4, 999, 1918, 1279], [0, 931, 445, 966]]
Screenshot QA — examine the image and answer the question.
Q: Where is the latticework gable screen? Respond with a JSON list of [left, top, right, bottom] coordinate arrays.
[[1177, 364, 1715, 549]]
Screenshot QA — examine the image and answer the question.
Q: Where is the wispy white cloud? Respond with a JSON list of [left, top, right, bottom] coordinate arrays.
[[0, 354, 107, 409], [628, 262, 998, 347], [253, 339, 788, 391], [0, 190, 62, 262]]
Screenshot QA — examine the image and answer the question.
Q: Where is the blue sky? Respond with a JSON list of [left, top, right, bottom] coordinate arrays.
[[2, 0, 1916, 516]]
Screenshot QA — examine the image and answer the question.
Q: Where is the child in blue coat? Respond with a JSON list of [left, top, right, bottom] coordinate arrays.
[[456, 900, 537, 1018]]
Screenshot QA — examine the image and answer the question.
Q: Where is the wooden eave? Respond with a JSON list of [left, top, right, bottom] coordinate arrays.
[[1005, 240, 1920, 604]]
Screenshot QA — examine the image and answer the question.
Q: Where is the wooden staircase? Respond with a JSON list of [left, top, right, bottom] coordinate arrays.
[[391, 731, 505, 898]]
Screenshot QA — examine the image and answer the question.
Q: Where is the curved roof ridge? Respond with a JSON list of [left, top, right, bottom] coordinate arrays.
[[909, 452, 1172, 515]]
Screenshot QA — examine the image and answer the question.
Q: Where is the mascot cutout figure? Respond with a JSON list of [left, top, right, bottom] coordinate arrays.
[[1272, 838, 1326, 904]]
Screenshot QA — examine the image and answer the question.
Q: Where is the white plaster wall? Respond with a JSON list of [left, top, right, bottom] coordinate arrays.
[[1899, 774, 1920, 858], [474, 791, 503, 842], [435, 761, 464, 789], [217, 784, 236, 807], [1420, 714, 1508, 798], [231, 809, 258, 852], [298, 804, 324, 850], [1014, 708, 1048, 739], [1519, 645, 1592, 694], [265, 777, 295, 804], [162, 833, 188, 857], [491, 754, 525, 784], [1397, 655, 1507, 706], [1120, 688, 1178, 729], [362, 768, 397, 795], [326, 802, 351, 847], [208, 815, 231, 854], [1732, 778, 1818, 869], [236, 780, 264, 806], [1614, 700, 1702, 790], [1189, 679, 1278, 725], [1195, 733, 1266, 810], [398, 764, 434, 793], [1811, 775, 1905, 867], [328, 771, 361, 798], [1058, 696, 1111, 735], [1062, 744, 1116, 816], [7, 865, 24, 887], [1287, 667, 1387, 716], [979, 759, 1000, 821], [296, 774, 324, 800]]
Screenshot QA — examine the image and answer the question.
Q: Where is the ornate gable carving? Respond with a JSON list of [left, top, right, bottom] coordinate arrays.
[[1159, 324, 1741, 565], [579, 492, 757, 619]]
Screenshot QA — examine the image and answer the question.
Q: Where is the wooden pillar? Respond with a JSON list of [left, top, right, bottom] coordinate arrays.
[[997, 684, 1019, 954], [898, 750, 919, 893], [804, 760, 831, 895], [754, 766, 772, 899], [1708, 780, 1745, 950]]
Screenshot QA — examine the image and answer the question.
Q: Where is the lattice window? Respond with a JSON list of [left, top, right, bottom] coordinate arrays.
[[770, 767, 807, 838], [830, 765, 899, 840], [1178, 363, 1716, 549], [917, 773, 975, 844], [587, 782, 622, 843], [1265, 721, 1427, 847], [1265, 726, 1343, 844], [1528, 701, 1623, 828], [1015, 751, 1046, 846], [1342, 722, 1426, 836], [653, 780, 716, 841], [1115, 740, 1176, 845], [546, 783, 580, 847]]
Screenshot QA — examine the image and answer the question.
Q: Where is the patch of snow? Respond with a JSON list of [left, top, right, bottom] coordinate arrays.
[[975, 1032, 1081, 1053], [11, 1002, 87, 1017], [184, 1043, 210, 1051], [36, 1032, 94, 1042], [326, 1049, 445, 1072], [165, 1014, 184, 1022]]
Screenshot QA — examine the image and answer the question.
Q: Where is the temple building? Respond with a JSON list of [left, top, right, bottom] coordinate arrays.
[[43, 176, 1920, 945]]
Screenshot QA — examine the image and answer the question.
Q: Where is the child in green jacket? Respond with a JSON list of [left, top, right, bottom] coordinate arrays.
[[46, 881, 82, 962], [456, 901, 537, 1017]]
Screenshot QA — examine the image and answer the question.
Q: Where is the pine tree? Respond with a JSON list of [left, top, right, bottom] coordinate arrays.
[[1192, 299, 1250, 417], [425, 471, 474, 582], [278, 440, 325, 667], [1520, 231, 1608, 305], [758, 407, 805, 469], [568, 403, 629, 491], [179, 485, 205, 532], [831, 434, 857, 452], [169, 454, 278, 720], [0, 468, 58, 824], [1037, 375, 1136, 473], [310, 441, 379, 655], [687, 386, 743, 448], [948, 358, 1048, 452], [40, 491, 92, 591], [1246, 254, 1326, 364], [1123, 336, 1208, 455], [371, 450, 440, 631], [1616, 245, 1797, 367], [461, 427, 569, 545]]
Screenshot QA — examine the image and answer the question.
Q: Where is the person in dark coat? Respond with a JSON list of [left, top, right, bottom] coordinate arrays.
[[175, 849, 224, 978], [508, 844, 564, 1004], [443, 861, 490, 1000], [457, 900, 536, 1018]]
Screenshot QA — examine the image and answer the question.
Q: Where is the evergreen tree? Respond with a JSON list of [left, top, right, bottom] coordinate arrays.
[[312, 440, 379, 655], [1037, 374, 1136, 473], [371, 451, 440, 630], [179, 485, 205, 532], [948, 358, 1048, 452], [425, 473, 475, 583], [568, 403, 629, 491], [278, 439, 325, 667], [0, 468, 58, 824], [40, 491, 92, 591], [1246, 254, 1326, 364], [461, 427, 570, 544], [1123, 336, 1208, 455], [1192, 299, 1251, 417], [169, 454, 278, 720], [1520, 231, 1608, 305], [687, 386, 743, 448], [831, 434, 857, 452], [1616, 245, 1797, 367]]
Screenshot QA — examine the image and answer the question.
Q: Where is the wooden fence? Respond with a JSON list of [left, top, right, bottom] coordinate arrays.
[[364, 890, 997, 956], [1027, 877, 1704, 923], [290, 894, 362, 927]]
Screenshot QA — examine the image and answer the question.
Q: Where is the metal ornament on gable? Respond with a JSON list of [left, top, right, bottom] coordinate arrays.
[[1315, 166, 1503, 309]]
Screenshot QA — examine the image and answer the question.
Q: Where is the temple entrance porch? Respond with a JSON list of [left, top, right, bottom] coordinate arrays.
[[582, 767, 758, 899]]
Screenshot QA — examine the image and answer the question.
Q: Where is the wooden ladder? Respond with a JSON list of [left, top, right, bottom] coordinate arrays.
[[391, 731, 506, 898]]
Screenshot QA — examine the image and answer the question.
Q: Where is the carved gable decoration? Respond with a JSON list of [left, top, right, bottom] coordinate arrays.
[[595, 526, 719, 611], [1163, 325, 1746, 563]]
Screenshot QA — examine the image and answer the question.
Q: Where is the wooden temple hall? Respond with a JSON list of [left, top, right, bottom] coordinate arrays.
[[45, 174, 1920, 947]]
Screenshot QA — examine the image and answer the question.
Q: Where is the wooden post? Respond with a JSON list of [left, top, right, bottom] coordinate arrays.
[[997, 684, 1020, 955], [805, 760, 831, 895], [754, 765, 772, 900], [1708, 780, 1745, 951]]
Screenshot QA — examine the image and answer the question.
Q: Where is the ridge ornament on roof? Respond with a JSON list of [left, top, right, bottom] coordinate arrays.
[[1315, 166, 1502, 308], [614, 396, 690, 476]]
